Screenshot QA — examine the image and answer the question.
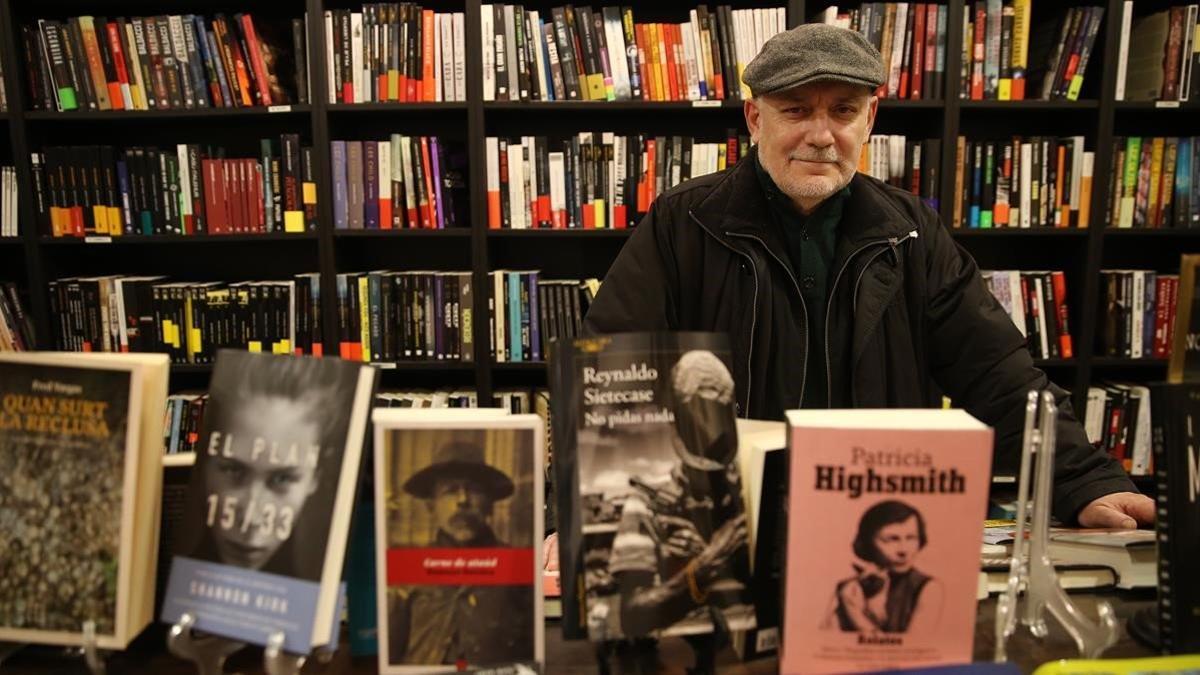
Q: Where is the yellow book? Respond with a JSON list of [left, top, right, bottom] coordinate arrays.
[[107, 207, 121, 233], [94, 206, 109, 235], [1147, 138, 1164, 227], [649, 23, 665, 102], [1011, 0, 1032, 99], [358, 276, 370, 363], [184, 292, 200, 363], [595, 198, 606, 229]]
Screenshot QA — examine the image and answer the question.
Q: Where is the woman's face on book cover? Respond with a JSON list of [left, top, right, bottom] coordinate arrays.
[[873, 515, 922, 573], [204, 395, 323, 570]]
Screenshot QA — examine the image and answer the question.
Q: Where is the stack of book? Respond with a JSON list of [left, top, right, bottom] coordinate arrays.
[[1097, 270, 1179, 359], [952, 135, 1093, 228], [490, 273, 599, 363], [481, 4, 785, 102], [0, 284, 34, 352], [1115, 3, 1199, 102], [335, 270, 474, 363], [33, 137, 318, 238], [820, 3, 949, 100], [323, 5, 465, 103], [858, 135, 941, 209], [24, 14, 308, 112], [162, 393, 208, 455], [486, 131, 749, 229], [331, 135, 465, 230], [1106, 136, 1199, 228], [981, 269, 1073, 359], [958, 2, 1103, 101], [1085, 383, 1153, 476], [47, 274, 323, 362]]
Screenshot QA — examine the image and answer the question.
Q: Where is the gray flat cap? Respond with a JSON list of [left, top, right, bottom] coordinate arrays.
[[743, 23, 885, 97]]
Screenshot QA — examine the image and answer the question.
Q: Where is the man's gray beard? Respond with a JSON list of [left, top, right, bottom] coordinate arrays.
[[784, 168, 856, 202]]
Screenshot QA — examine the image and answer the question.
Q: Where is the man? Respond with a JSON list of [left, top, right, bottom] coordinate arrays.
[[608, 350, 752, 638], [584, 24, 1153, 528], [387, 441, 533, 666]]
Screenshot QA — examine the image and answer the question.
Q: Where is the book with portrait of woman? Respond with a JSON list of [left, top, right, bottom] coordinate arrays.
[[160, 350, 377, 653], [781, 409, 993, 673]]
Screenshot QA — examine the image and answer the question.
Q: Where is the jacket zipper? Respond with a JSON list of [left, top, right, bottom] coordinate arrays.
[[725, 231, 810, 409], [829, 230, 920, 405], [689, 210, 758, 417]]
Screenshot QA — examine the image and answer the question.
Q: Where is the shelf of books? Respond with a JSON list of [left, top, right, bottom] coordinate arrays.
[[0, 0, 1195, 503]]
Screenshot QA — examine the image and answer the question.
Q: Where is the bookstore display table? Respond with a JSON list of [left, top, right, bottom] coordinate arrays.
[[0, 591, 1158, 674]]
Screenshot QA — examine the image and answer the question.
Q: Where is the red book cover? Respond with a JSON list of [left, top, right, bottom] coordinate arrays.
[[971, 2, 986, 100], [419, 137, 435, 229], [782, 410, 993, 673], [372, 414, 544, 672], [634, 23, 651, 101], [1051, 271, 1073, 358], [422, 10, 436, 102], [104, 22, 130, 108], [238, 14, 274, 106], [910, 4, 926, 100], [664, 23, 679, 101], [202, 159, 224, 234]]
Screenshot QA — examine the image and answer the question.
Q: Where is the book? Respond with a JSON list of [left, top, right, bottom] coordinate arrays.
[[1169, 255, 1200, 383], [734, 418, 787, 658], [161, 350, 377, 653], [371, 409, 544, 672], [548, 332, 756, 641], [781, 409, 993, 673], [1148, 382, 1200, 654], [0, 352, 169, 649]]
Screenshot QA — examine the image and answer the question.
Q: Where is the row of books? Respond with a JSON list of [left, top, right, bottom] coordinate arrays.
[[1107, 137, 1200, 229], [47, 274, 323, 363], [857, 135, 941, 209], [981, 269, 1073, 359], [1085, 382, 1153, 476], [1098, 270, 1179, 360], [486, 132, 749, 230], [958, 2, 1103, 101], [1115, 3, 1199, 102], [491, 272, 599, 362], [820, 3, 949, 100], [0, 167, 18, 238], [952, 136, 1094, 229], [331, 135, 465, 230], [483, 4, 783, 103], [324, 6, 465, 103], [0, 284, 34, 352], [162, 387, 542, 455], [335, 270, 474, 362], [34, 138, 317, 238], [24, 14, 307, 112]]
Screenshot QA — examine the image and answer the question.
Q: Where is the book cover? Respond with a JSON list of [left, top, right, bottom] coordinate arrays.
[[372, 411, 544, 672], [549, 332, 755, 641], [781, 409, 993, 673], [1149, 382, 1200, 653], [0, 352, 168, 649], [161, 350, 377, 652]]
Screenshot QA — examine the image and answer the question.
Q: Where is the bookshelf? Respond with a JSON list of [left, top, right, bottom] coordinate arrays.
[[0, 0, 1195, 427]]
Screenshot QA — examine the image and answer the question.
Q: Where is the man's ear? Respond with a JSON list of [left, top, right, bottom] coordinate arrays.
[[864, 94, 879, 138], [744, 98, 761, 145]]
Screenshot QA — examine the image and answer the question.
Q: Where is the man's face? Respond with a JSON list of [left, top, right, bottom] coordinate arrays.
[[873, 515, 922, 573], [204, 396, 322, 570], [432, 476, 493, 544], [745, 81, 877, 213]]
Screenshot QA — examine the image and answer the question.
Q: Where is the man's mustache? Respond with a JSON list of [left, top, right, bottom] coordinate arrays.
[[791, 149, 841, 163]]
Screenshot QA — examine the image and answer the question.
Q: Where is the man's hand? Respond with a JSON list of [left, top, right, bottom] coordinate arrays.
[[1077, 491, 1155, 528]]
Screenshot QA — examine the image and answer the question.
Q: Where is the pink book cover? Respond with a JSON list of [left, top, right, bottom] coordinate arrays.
[[781, 410, 994, 674]]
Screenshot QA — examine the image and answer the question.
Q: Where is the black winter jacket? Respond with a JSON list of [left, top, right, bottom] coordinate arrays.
[[584, 148, 1135, 523]]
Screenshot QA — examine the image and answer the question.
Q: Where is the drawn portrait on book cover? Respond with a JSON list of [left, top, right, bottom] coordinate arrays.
[[384, 428, 536, 668], [177, 354, 358, 582], [823, 500, 945, 635]]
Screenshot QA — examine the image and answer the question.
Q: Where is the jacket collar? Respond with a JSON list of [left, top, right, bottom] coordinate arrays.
[[690, 145, 915, 248]]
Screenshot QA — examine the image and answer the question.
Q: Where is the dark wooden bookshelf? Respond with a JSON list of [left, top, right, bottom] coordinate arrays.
[[1103, 228, 1200, 237], [0, 0, 1194, 421]]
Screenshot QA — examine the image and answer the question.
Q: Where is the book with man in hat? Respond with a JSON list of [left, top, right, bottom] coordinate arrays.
[[372, 409, 545, 674]]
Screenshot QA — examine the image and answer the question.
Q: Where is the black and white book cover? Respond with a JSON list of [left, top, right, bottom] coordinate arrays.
[[1149, 382, 1200, 654], [372, 410, 544, 673], [161, 350, 377, 653], [0, 352, 169, 648], [549, 332, 755, 641]]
